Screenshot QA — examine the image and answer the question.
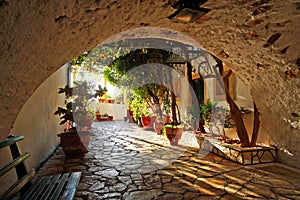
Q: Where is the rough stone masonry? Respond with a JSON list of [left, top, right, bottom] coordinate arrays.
[[0, 0, 299, 167]]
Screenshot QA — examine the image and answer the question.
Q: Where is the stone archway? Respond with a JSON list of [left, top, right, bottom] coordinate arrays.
[[1, 0, 299, 167]]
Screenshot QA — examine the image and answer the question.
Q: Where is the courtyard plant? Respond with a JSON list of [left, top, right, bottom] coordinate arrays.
[[54, 81, 94, 158], [94, 84, 107, 102], [103, 47, 187, 144]]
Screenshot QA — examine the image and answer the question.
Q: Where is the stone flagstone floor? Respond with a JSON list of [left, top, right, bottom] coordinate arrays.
[[36, 121, 300, 200]]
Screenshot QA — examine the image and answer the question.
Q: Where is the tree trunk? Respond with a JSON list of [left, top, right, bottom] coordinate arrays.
[[146, 87, 163, 119], [186, 62, 193, 86], [171, 91, 178, 123], [250, 102, 260, 147], [223, 70, 250, 147], [166, 64, 179, 124], [198, 120, 206, 133]]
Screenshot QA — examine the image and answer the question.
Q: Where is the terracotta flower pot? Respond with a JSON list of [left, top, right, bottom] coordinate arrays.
[[127, 109, 136, 123], [164, 127, 183, 145], [58, 130, 92, 159], [150, 116, 157, 127], [164, 115, 171, 123], [153, 122, 164, 134], [141, 116, 151, 127], [96, 113, 101, 121]]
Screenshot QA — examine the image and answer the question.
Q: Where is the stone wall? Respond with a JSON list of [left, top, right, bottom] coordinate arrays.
[[0, 0, 299, 168]]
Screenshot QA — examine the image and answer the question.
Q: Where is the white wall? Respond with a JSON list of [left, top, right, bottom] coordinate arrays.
[[89, 102, 127, 120], [0, 65, 68, 195]]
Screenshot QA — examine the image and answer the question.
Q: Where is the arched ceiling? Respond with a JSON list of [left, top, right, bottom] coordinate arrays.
[[0, 0, 299, 165]]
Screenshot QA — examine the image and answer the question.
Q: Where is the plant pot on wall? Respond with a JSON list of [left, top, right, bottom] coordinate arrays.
[[98, 98, 105, 103], [96, 112, 101, 121]]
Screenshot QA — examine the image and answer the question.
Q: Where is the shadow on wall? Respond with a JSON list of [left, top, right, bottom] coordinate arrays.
[[0, 65, 68, 195]]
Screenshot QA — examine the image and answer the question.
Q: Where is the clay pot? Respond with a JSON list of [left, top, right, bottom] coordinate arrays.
[[153, 122, 164, 134], [58, 131, 92, 159], [141, 116, 151, 127], [164, 115, 171, 123], [164, 127, 183, 145], [96, 113, 101, 121]]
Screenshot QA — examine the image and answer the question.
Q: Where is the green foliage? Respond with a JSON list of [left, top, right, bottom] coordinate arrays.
[[224, 110, 235, 128], [70, 44, 129, 73], [164, 124, 184, 129], [102, 113, 109, 117], [54, 81, 94, 129], [94, 84, 107, 98], [199, 101, 251, 129], [161, 89, 171, 115], [183, 105, 201, 129], [200, 100, 219, 123], [128, 93, 149, 121], [103, 47, 182, 124], [103, 48, 171, 87]]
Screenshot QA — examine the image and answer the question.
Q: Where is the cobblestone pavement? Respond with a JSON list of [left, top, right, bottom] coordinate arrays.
[[37, 121, 300, 200]]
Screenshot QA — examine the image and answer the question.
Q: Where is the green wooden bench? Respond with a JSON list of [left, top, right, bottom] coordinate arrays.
[[0, 135, 82, 200]]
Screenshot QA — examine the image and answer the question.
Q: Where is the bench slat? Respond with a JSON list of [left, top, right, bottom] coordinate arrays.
[[39, 174, 61, 200], [62, 172, 82, 200], [22, 172, 82, 200], [21, 176, 44, 200], [28, 176, 53, 200], [1, 135, 82, 200], [0, 152, 30, 177], [0, 169, 35, 200], [50, 173, 70, 200], [0, 135, 24, 149]]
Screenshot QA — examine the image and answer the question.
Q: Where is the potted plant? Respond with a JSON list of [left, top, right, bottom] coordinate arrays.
[[54, 82, 93, 159], [162, 94, 171, 123], [95, 110, 101, 121], [163, 124, 184, 145], [94, 84, 107, 103], [128, 94, 149, 127], [102, 113, 109, 118]]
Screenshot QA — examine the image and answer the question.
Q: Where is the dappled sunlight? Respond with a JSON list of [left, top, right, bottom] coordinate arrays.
[[32, 121, 300, 199], [178, 131, 200, 148]]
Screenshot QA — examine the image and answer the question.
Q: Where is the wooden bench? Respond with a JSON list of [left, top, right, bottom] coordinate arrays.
[[0, 135, 82, 200]]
